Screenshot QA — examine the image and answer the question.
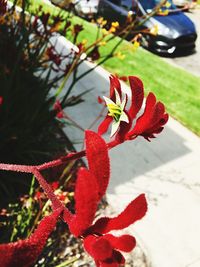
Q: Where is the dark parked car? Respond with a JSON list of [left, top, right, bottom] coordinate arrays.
[[98, 0, 197, 55]]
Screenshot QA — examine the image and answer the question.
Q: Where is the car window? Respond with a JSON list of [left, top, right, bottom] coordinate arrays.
[[121, 0, 132, 10], [109, 0, 121, 4]]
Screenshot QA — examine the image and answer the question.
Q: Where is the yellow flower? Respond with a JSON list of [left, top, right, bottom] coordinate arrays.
[[97, 17, 107, 27], [109, 21, 119, 33], [158, 9, 169, 16], [109, 26, 116, 33], [82, 39, 88, 45], [50, 22, 62, 33], [102, 28, 109, 35], [111, 21, 119, 28], [132, 41, 140, 52], [99, 41, 107, 46], [150, 24, 159, 35], [115, 51, 125, 60], [164, 1, 171, 8]]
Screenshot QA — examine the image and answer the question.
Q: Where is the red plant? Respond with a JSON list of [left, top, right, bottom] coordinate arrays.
[[0, 75, 168, 266], [0, 0, 7, 15], [46, 46, 62, 66], [0, 209, 62, 267], [65, 131, 147, 266], [98, 75, 168, 145], [0, 131, 147, 267], [53, 100, 64, 118]]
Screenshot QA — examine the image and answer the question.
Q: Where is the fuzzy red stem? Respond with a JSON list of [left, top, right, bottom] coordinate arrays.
[[0, 140, 125, 175], [32, 169, 73, 222], [0, 163, 35, 173], [33, 169, 63, 210], [37, 151, 86, 171]]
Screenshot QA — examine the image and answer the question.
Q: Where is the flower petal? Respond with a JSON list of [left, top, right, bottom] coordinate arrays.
[[109, 75, 122, 101], [120, 111, 129, 123], [68, 167, 99, 237], [84, 236, 113, 261], [100, 250, 125, 267], [112, 250, 125, 265], [90, 194, 147, 234], [85, 131, 110, 201], [128, 76, 144, 120], [114, 89, 121, 106], [98, 115, 113, 136], [0, 208, 62, 267], [128, 93, 168, 141], [104, 234, 136, 252], [110, 120, 120, 137], [103, 96, 117, 107]]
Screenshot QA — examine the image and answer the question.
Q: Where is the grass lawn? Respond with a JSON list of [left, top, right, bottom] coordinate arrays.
[[29, 0, 200, 136]]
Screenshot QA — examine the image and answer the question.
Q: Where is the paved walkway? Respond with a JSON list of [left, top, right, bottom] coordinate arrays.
[[55, 36, 200, 267], [163, 8, 200, 77]]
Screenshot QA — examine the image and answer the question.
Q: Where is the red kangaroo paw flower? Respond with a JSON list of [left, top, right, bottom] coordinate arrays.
[[90, 194, 147, 234], [85, 130, 110, 201], [98, 75, 168, 145], [61, 131, 147, 267], [68, 168, 99, 237], [0, 208, 62, 267], [79, 193, 147, 266]]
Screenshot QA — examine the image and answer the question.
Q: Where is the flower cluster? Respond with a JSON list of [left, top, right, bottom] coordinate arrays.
[[0, 75, 168, 267], [0, 131, 147, 267], [98, 75, 168, 145]]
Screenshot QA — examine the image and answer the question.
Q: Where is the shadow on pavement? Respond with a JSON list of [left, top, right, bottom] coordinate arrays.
[[107, 124, 191, 193]]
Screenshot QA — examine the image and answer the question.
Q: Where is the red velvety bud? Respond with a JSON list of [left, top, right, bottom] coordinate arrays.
[[91, 194, 147, 234], [97, 96, 104, 104], [92, 238, 113, 261], [68, 168, 99, 237], [85, 131, 110, 201], [73, 24, 83, 35], [104, 234, 136, 252], [51, 181, 59, 190], [84, 236, 113, 261], [0, 208, 62, 267], [88, 47, 100, 61]]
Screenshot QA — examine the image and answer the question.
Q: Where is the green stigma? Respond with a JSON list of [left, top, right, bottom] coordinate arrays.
[[107, 103, 122, 122]]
